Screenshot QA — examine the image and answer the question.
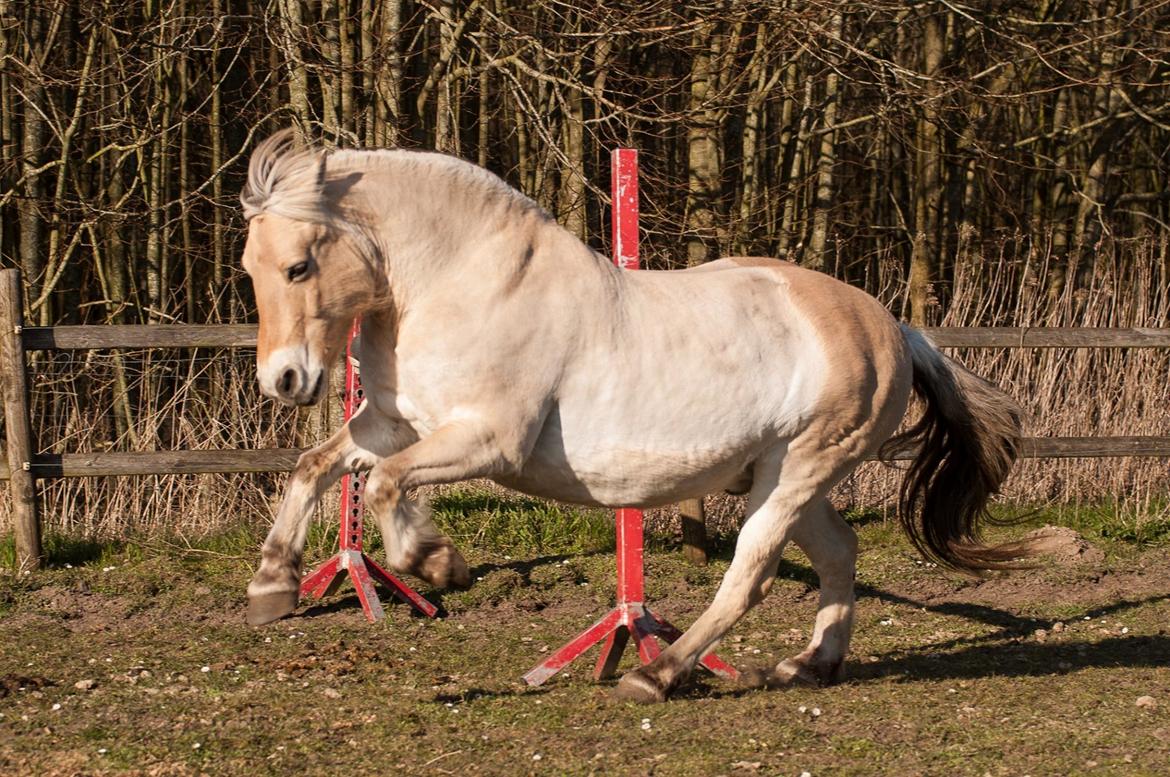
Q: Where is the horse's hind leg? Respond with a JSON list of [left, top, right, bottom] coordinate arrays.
[[246, 406, 408, 625], [766, 498, 857, 687], [614, 449, 816, 703]]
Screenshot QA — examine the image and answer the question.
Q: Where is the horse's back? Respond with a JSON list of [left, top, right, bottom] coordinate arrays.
[[516, 256, 911, 506]]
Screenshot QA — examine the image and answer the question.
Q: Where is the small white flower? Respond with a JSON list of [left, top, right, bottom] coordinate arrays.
[[532, 754, 542, 761], [200, 666, 211, 673]]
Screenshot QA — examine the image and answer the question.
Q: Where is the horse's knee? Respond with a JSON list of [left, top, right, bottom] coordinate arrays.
[[294, 446, 335, 481]]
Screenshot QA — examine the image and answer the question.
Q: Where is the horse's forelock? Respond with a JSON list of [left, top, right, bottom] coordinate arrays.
[[241, 129, 330, 223]]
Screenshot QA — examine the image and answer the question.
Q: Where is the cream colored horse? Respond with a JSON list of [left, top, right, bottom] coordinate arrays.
[[239, 130, 1024, 703]]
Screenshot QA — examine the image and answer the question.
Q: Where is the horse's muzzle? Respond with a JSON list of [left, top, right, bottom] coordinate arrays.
[[262, 360, 325, 406]]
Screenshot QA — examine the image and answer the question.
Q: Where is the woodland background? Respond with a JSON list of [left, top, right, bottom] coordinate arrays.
[[0, 0, 1168, 538]]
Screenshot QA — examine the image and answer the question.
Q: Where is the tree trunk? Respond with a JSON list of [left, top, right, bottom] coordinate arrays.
[[685, 21, 721, 267], [377, 0, 402, 145], [908, 9, 945, 326], [17, 5, 44, 312], [559, 46, 586, 240], [805, 9, 843, 270]]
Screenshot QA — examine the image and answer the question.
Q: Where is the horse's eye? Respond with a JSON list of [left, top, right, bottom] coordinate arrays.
[[287, 261, 310, 282]]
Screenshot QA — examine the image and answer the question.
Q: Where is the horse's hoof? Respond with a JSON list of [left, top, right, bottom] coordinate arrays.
[[613, 670, 668, 704], [246, 590, 299, 626], [768, 656, 843, 687], [767, 657, 821, 687], [418, 544, 471, 590]]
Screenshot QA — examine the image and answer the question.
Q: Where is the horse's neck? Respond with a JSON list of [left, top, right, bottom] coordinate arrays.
[[362, 155, 623, 312]]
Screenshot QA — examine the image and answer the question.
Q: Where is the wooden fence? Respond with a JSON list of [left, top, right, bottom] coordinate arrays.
[[4, 267, 1170, 571]]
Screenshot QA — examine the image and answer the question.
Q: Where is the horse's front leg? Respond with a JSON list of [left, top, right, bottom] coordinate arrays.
[[246, 406, 409, 625], [364, 419, 528, 589]]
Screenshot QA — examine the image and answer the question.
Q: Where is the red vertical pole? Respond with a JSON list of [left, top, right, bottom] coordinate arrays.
[[611, 149, 646, 607], [339, 320, 365, 553], [298, 319, 438, 621], [611, 148, 639, 271], [522, 148, 737, 687]]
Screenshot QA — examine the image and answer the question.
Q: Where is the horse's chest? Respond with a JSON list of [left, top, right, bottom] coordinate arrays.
[[364, 387, 438, 436]]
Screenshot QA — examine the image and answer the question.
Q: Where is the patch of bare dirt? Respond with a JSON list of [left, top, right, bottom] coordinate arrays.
[[26, 585, 137, 632], [1020, 524, 1106, 564], [915, 546, 1170, 612]]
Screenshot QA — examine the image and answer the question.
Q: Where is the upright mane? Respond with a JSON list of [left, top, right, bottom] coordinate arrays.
[[240, 129, 332, 222], [242, 129, 550, 227]]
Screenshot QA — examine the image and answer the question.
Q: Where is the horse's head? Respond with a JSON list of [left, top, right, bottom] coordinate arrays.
[[240, 131, 379, 406]]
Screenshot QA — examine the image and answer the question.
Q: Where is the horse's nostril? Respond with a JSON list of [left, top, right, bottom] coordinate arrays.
[[278, 368, 298, 396]]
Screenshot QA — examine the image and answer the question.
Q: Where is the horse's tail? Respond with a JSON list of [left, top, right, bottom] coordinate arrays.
[[881, 324, 1029, 573]]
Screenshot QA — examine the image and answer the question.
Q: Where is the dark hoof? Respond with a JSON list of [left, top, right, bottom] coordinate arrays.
[[417, 544, 471, 590], [613, 670, 668, 704], [246, 589, 299, 626], [768, 656, 843, 687]]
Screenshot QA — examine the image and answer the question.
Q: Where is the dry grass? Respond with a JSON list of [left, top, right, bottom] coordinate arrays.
[[2, 236, 1168, 542], [831, 235, 1170, 535]]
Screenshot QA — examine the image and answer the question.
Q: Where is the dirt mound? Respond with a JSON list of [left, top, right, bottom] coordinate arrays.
[[1020, 525, 1105, 564]]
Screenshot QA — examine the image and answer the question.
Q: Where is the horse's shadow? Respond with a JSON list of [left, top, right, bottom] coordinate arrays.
[[849, 632, 1170, 684], [300, 551, 1167, 695], [691, 573, 1170, 699], [296, 550, 612, 619]]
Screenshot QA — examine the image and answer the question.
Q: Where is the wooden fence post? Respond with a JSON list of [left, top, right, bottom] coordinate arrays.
[[0, 269, 41, 571], [678, 497, 708, 566]]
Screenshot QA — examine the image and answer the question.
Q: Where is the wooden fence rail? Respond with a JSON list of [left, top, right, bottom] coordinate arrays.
[[3, 267, 1170, 571], [19, 324, 1170, 351]]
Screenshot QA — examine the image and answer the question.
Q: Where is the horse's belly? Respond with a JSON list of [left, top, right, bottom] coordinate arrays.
[[499, 431, 762, 508]]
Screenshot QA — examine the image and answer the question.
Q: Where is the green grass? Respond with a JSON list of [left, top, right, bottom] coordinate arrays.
[[4, 490, 1168, 581], [1, 501, 1168, 777], [428, 486, 614, 556]]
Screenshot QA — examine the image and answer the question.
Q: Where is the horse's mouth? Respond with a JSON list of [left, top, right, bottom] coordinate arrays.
[[304, 371, 325, 406], [275, 370, 325, 407]]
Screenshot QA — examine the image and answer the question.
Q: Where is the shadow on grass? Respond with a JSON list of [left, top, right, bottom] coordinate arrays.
[[687, 629, 1170, 701], [466, 550, 612, 584], [299, 590, 448, 619], [0, 533, 117, 569], [852, 633, 1170, 683], [432, 685, 551, 704], [856, 583, 1170, 652]]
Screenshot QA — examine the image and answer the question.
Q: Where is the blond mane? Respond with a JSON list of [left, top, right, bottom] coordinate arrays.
[[241, 129, 548, 226], [240, 129, 333, 222]]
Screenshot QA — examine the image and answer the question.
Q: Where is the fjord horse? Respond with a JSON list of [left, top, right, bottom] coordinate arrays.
[[239, 131, 1023, 703]]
